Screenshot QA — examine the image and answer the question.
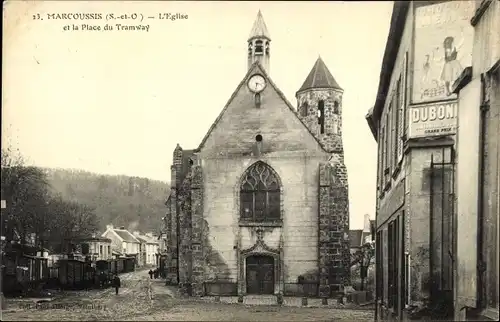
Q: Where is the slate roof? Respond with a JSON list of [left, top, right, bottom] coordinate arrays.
[[135, 236, 148, 243], [113, 229, 140, 243], [297, 56, 342, 93], [248, 10, 271, 41], [136, 234, 159, 244], [79, 237, 111, 243]]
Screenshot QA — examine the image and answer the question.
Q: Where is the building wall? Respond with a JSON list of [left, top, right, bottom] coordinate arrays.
[[103, 231, 123, 254], [407, 145, 454, 304], [455, 1, 500, 320], [146, 243, 158, 265], [200, 154, 325, 283], [88, 241, 112, 260], [374, 3, 413, 319], [372, 1, 475, 319], [198, 62, 331, 291], [176, 61, 350, 297]]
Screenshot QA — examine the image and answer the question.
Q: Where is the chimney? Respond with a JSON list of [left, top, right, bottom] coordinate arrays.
[[120, 226, 125, 230], [363, 214, 371, 233], [106, 224, 114, 230]]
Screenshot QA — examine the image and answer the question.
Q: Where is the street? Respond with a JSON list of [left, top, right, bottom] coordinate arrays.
[[2, 269, 374, 321]]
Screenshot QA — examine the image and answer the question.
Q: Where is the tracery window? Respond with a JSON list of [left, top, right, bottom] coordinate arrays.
[[240, 162, 281, 222]]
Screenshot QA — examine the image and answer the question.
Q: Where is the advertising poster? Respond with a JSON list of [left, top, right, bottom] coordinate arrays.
[[409, 102, 458, 138], [412, 0, 476, 104]]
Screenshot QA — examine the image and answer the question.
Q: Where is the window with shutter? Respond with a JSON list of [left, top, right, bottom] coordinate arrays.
[[391, 93, 397, 171], [402, 52, 409, 138], [378, 126, 384, 192], [397, 73, 404, 163], [392, 87, 399, 170], [385, 110, 391, 180], [380, 125, 386, 188]]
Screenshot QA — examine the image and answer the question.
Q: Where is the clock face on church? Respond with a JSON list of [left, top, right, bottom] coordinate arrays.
[[248, 74, 266, 93]]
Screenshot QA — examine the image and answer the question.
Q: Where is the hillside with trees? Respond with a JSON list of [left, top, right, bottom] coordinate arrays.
[[42, 168, 170, 234], [1, 148, 99, 253]]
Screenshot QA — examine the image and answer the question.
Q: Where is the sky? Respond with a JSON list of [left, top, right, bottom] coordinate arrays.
[[3, 1, 393, 229]]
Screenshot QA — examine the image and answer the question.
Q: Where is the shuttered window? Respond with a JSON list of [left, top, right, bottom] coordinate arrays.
[[402, 52, 409, 138], [385, 110, 390, 182], [391, 92, 398, 171], [397, 74, 404, 163], [378, 125, 384, 192]]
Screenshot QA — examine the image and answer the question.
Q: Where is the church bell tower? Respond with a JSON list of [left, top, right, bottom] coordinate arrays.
[[248, 10, 271, 74], [296, 56, 344, 153]]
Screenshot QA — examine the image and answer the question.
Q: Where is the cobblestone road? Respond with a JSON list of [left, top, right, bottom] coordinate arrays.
[[2, 270, 374, 321]]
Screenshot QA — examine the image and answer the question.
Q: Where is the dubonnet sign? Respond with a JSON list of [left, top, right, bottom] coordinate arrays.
[[408, 102, 458, 138]]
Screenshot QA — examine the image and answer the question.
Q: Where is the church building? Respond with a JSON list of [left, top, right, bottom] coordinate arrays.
[[163, 11, 351, 299]]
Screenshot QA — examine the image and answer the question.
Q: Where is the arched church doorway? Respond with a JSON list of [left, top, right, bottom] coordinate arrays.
[[246, 255, 274, 294]]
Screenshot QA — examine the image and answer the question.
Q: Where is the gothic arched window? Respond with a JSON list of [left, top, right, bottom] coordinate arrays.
[[333, 101, 339, 114], [255, 40, 263, 54], [248, 43, 253, 56], [240, 162, 281, 222]]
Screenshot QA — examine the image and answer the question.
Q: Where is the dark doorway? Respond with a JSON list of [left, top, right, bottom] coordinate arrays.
[[246, 255, 274, 294]]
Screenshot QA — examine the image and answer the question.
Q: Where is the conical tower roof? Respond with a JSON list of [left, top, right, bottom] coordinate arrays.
[[297, 56, 342, 93], [248, 10, 271, 41]]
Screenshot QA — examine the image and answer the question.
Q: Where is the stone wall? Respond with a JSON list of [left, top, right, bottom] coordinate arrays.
[[296, 89, 344, 153], [317, 155, 350, 298], [190, 164, 204, 296], [177, 172, 192, 296]]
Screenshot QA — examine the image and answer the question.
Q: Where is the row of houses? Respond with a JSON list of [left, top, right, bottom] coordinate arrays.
[[365, 1, 499, 321], [99, 224, 161, 266]]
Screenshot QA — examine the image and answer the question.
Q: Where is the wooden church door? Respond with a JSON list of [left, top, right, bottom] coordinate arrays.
[[246, 255, 274, 294]]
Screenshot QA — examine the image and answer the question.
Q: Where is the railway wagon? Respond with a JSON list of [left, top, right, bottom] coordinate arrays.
[[57, 259, 92, 289], [95, 259, 112, 286], [1, 253, 48, 295], [123, 257, 135, 273]]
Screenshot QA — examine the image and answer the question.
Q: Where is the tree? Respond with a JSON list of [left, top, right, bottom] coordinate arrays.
[[351, 241, 375, 291], [1, 148, 50, 247], [1, 148, 100, 254], [44, 196, 99, 253]]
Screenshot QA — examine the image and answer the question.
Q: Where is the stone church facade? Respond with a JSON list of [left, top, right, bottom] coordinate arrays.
[[163, 11, 351, 298]]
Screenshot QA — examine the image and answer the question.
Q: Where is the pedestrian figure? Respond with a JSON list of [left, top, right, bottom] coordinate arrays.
[[154, 269, 158, 279], [148, 269, 153, 279], [113, 274, 121, 295]]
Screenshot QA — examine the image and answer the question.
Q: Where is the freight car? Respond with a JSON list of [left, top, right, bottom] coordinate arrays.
[[108, 257, 136, 275], [95, 259, 111, 287], [94, 257, 136, 286], [1, 253, 49, 296], [57, 259, 93, 290]]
